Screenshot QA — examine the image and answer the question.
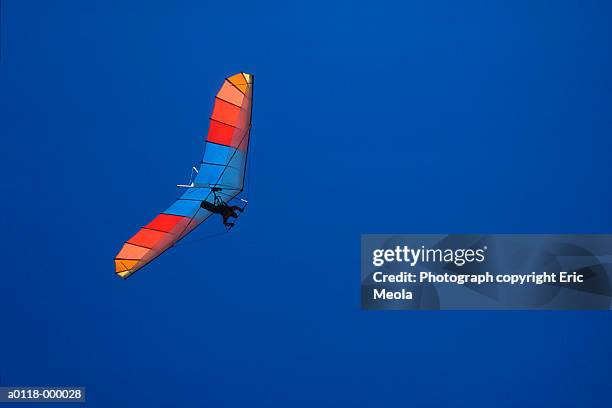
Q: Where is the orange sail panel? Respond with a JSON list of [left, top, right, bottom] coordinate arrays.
[[114, 72, 253, 278]]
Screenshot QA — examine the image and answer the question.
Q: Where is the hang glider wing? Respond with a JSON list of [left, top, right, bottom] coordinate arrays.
[[114, 72, 253, 278]]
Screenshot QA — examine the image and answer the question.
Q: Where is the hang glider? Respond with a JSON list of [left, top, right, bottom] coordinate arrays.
[[114, 72, 254, 278]]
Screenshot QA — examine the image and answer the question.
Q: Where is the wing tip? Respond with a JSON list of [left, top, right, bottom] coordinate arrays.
[[115, 258, 138, 279], [227, 72, 253, 86]]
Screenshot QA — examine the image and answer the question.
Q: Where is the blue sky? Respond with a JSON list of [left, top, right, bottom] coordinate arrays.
[[1, 1, 611, 406]]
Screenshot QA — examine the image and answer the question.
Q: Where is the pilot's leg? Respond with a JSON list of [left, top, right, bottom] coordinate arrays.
[[223, 215, 234, 227]]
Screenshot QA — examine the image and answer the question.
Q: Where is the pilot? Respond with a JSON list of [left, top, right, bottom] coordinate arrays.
[[200, 200, 244, 228]]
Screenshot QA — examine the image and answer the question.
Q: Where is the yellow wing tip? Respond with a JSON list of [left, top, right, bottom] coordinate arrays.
[[116, 270, 132, 279]]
